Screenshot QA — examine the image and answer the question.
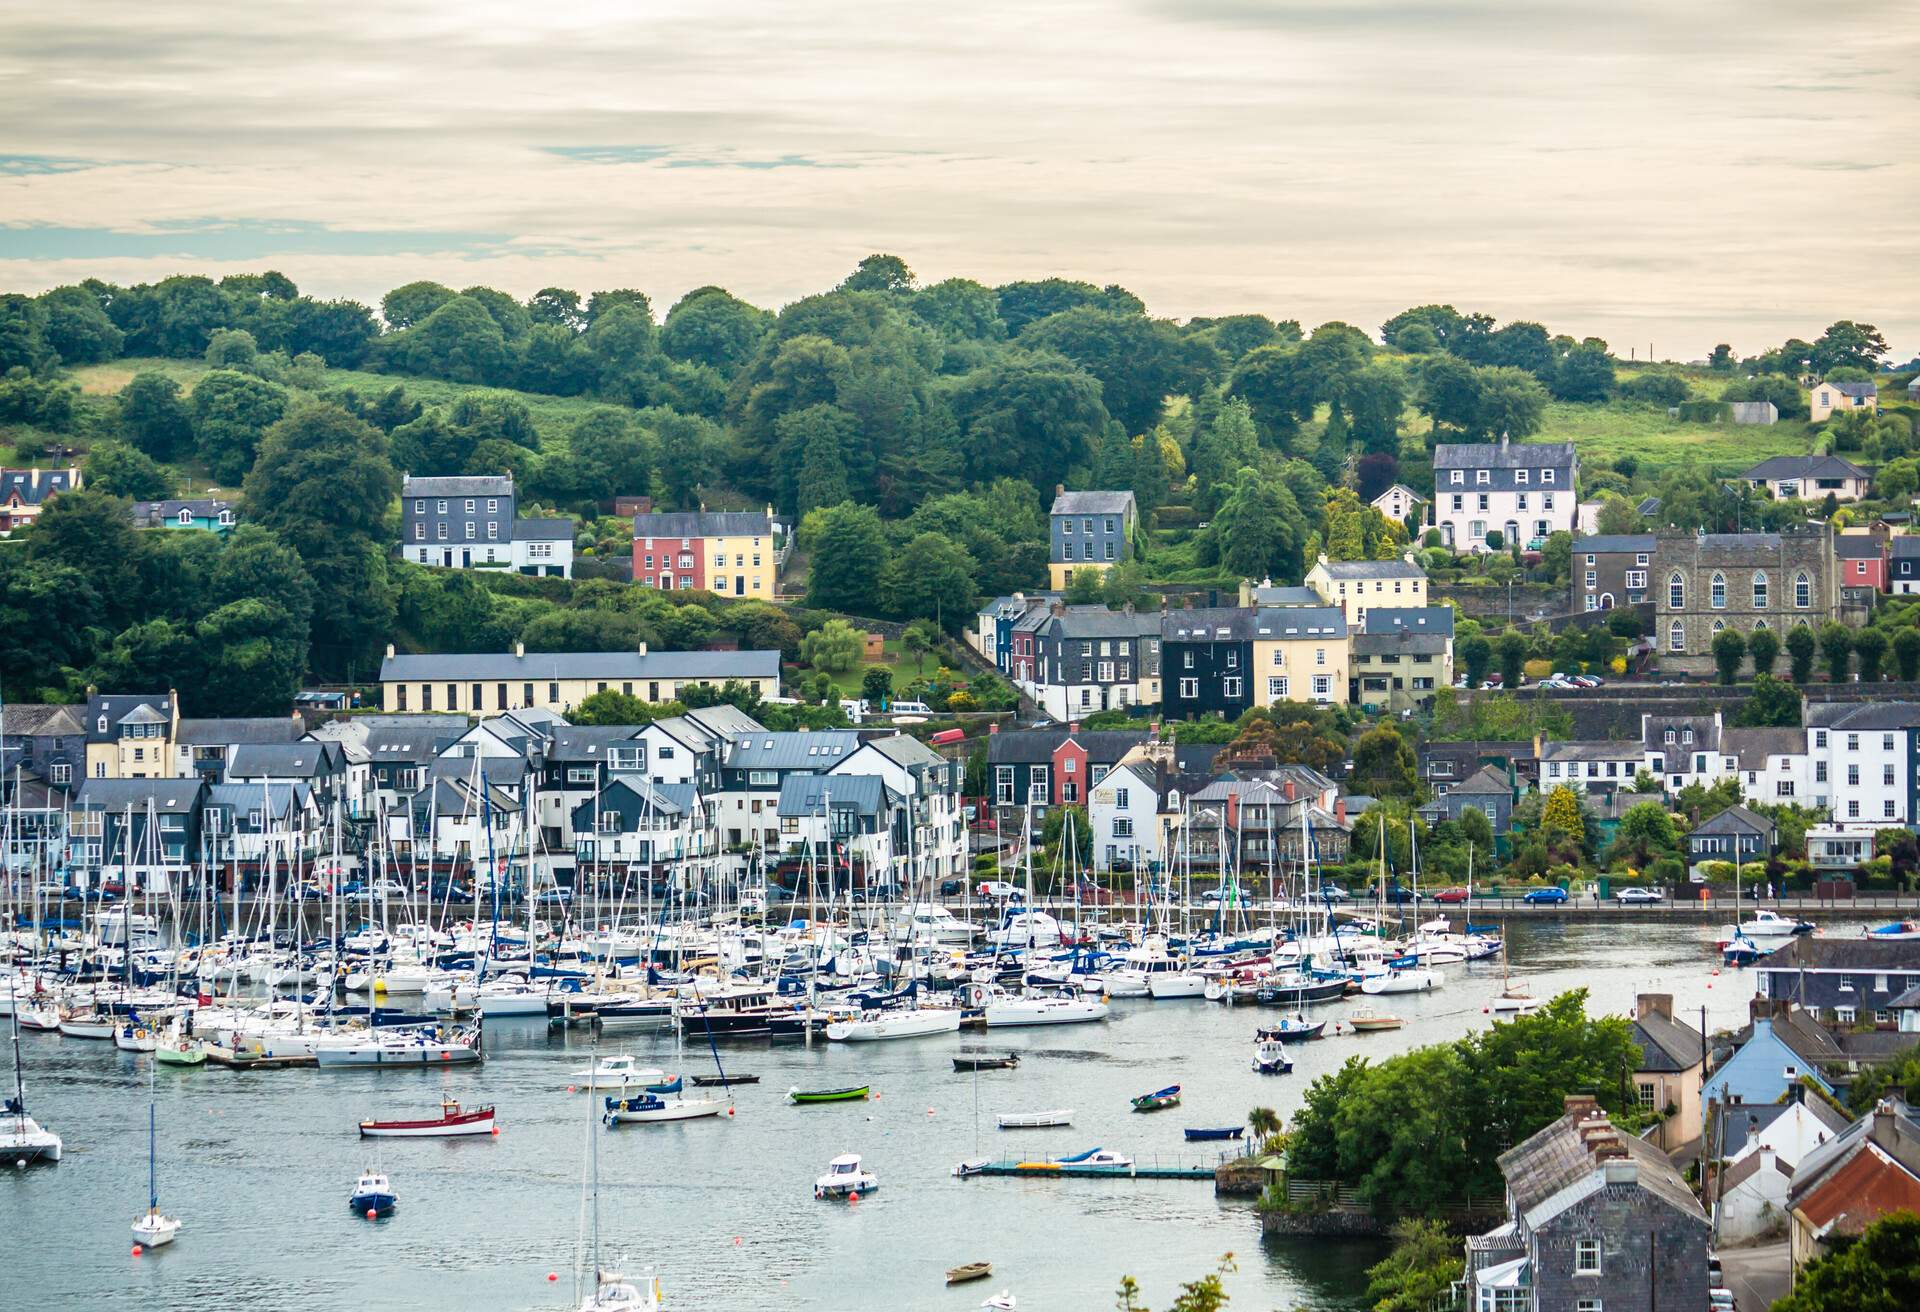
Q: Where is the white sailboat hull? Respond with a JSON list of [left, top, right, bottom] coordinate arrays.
[[1145, 972, 1207, 999], [1359, 969, 1441, 995], [604, 1097, 725, 1124], [984, 998, 1107, 1027], [825, 1008, 963, 1041], [132, 1213, 182, 1248]]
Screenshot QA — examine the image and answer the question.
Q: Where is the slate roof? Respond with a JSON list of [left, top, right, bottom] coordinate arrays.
[[176, 717, 302, 747], [586, 777, 695, 817], [1720, 727, 1805, 770], [131, 498, 235, 526], [1371, 483, 1425, 503], [1244, 584, 1326, 607], [1039, 606, 1162, 639], [1631, 1009, 1705, 1074], [1497, 1102, 1705, 1226], [402, 474, 512, 497], [0, 466, 79, 505], [1161, 607, 1256, 641], [857, 733, 945, 770], [1755, 936, 1920, 974], [0, 704, 84, 737], [1251, 606, 1347, 639], [1049, 490, 1135, 516], [1353, 630, 1449, 657], [84, 694, 174, 743], [511, 517, 575, 541], [1361, 606, 1455, 636], [545, 726, 643, 762], [986, 729, 1147, 766], [725, 730, 859, 771], [379, 649, 780, 682], [1819, 380, 1878, 400], [1725, 1002, 1847, 1067], [226, 743, 344, 779], [1644, 713, 1722, 753], [1637, 496, 1662, 517], [1313, 558, 1425, 581], [73, 778, 205, 812], [1892, 537, 1920, 561], [1432, 440, 1577, 470], [1574, 534, 1657, 555], [1835, 535, 1885, 560], [1804, 701, 1920, 731], [1743, 455, 1870, 482], [632, 510, 773, 538], [360, 724, 451, 765], [1450, 764, 1513, 796], [1691, 804, 1775, 840], [778, 772, 892, 818], [1540, 740, 1643, 761], [205, 781, 312, 820]]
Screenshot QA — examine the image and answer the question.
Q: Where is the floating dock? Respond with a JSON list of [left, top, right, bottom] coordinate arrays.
[[957, 1159, 1216, 1181]]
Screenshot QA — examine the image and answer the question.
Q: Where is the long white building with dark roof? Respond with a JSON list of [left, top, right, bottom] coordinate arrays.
[[1432, 436, 1578, 553]]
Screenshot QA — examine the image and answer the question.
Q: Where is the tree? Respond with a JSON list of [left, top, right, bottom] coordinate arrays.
[[1608, 800, 1680, 867], [1712, 627, 1746, 685], [1810, 320, 1889, 375], [388, 294, 508, 383], [38, 285, 123, 363], [1208, 466, 1308, 582], [1819, 622, 1854, 682], [805, 501, 888, 613], [1040, 804, 1091, 861], [191, 370, 289, 483], [860, 667, 893, 705], [1496, 631, 1527, 689], [799, 618, 863, 673], [838, 253, 915, 294], [947, 357, 1111, 488], [1550, 341, 1614, 402], [776, 402, 859, 516], [1459, 634, 1492, 685], [1351, 726, 1417, 797], [1363, 1219, 1464, 1312], [1541, 786, 1586, 846], [1708, 343, 1735, 371], [194, 597, 306, 714], [901, 619, 942, 672], [1482, 528, 1505, 552], [381, 280, 456, 329], [879, 533, 976, 628], [1771, 1209, 1920, 1312], [1788, 624, 1818, 683], [1021, 307, 1219, 434], [118, 372, 194, 461], [1855, 627, 1890, 682], [1735, 674, 1802, 728], [1470, 366, 1548, 440], [84, 442, 175, 499], [572, 688, 662, 726], [1896, 627, 1920, 682], [1747, 626, 1780, 678], [660, 287, 771, 375], [24, 488, 142, 626]]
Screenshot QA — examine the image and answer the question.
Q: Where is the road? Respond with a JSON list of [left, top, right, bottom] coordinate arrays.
[[1720, 1239, 1790, 1311]]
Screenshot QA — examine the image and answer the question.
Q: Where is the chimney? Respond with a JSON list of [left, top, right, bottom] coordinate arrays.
[[1285, 778, 1296, 801], [514, 641, 525, 659], [1500, 434, 1510, 450], [1069, 722, 1079, 735], [385, 643, 396, 659], [1600, 1156, 1638, 1185], [1055, 484, 1065, 498], [1123, 601, 1134, 615], [1637, 994, 1673, 1021], [638, 641, 648, 657], [988, 722, 998, 735], [1563, 1093, 1600, 1116], [1051, 602, 1066, 617], [1335, 798, 1347, 824]]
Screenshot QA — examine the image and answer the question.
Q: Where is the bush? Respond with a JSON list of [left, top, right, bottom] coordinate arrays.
[[1649, 857, 1684, 883], [1676, 399, 1732, 424]]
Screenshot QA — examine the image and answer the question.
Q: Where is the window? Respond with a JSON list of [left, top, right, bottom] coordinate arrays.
[[1585, 571, 1596, 589], [1576, 1302, 1602, 1312], [1710, 572, 1726, 609], [1477, 493, 1490, 512], [1574, 1239, 1601, 1274], [1315, 648, 1326, 666], [1062, 518, 1074, 534], [437, 522, 448, 541], [1753, 571, 1768, 609], [1635, 1082, 1656, 1109], [1516, 469, 1529, 484], [1450, 470, 1463, 485], [1849, 764, 1860, 787], [1179, 678, 1198, 699], [1886, 764, 1897, 787], [1269, 676, 1287, 698], [1885, 734, 1896, 752], [1815, 729, 1828, 749], [1625, 570, 1646, 589], [1223, 677, 1242, 698], [437, 500, 448, 513], [1795, 572, 1811, 608], [1668, 620, 1684, 652], [50, 763, 70, 785], [1886, 800, 1897, 818], [994, 766, 1014, 804], [1312, 674, 1331, 698], [1668, 573, 1684, 609], [1476, 469, 1490, 485]]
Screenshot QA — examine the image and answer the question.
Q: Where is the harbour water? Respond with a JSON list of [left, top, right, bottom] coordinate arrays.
[[4, 918, 1797, 1311]]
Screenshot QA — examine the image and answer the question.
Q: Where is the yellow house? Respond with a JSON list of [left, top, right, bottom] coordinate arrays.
[[378, 644, 782, 718], [1250, 606, 1350, 706], [1808, 379, 1877, 423], [632, 509, 780, 600], [1305, 553, 1428, 625], [82, 692, 181, 780]]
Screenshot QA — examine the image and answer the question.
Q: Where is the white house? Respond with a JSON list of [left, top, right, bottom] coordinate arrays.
[[828, 735, 967, 882], [1722, 726, 1811, 808], [1088, 761, 1163, 874], [1431, 437, 1578, 553], [1369, 484, 1426, 526], [1715, 1097, 1850, 1244], [1539, 741, 1643, 793], [1643, 712, 1736, 795], [1805, 702, 1920, 825]]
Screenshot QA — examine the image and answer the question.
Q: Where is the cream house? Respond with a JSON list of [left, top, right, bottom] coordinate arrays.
[[1250, 606, 1350, 706], [83, 692, 181, 781], [378, 644, 781, 718], [1369, 484, 1426, 527], [1304, 553, 1428, 625], [1808, 379, 1876, 423]]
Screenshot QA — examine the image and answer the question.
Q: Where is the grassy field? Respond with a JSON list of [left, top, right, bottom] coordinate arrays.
[[811, 639, 917, 698], [1533, 401, 1813, 473]]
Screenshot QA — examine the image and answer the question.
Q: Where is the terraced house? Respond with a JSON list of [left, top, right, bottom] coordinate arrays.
[[1247, 605, 1348, 707], [1047, 488, 1137, 589], [400, 473, 574, 577], [1303, 553, 1427, 624], [1009, 603, 1161, 720], [631, 507, 779, 598]]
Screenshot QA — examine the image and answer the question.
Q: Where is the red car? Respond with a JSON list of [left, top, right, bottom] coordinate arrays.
[[1432, 886, 1471, 904]]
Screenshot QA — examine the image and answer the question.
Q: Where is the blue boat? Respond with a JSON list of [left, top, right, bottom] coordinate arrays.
[[350, 1170, 396, 1218], [1183, 1126, 1244, 1142]]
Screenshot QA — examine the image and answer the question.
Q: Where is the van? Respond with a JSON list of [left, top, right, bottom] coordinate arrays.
[[891, 700, 931, 714], [838, 698, 869, 724]]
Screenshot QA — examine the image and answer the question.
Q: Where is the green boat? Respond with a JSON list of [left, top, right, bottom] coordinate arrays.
[[787, 1085, 871, 1105], [1130, 1084, 1181, 1112]]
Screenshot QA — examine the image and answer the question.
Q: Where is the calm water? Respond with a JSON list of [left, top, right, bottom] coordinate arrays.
[[3, 919, 1799, 1311]]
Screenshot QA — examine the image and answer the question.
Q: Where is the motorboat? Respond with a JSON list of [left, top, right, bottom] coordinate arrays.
[[1714, 909, 1813, 950], [1359, 966, 1441, 995], [350, 1170, 397, 1217], [1865, 920, 1920, 941], [1347, 1006, 1404, 1032], [569, 1054, 668, 1091], [314, 1024, 481, 1068], [952, 1053, 1019, 1071], [580, 1268, 660, 1312], [1037, 1146, 1134, 1171], [1183, 1126, 1244, 1142], [1252, 1039, 1292, 1074], [813, 1152, 878, 1199], [1256, 1015, 1326, 1042], [996, 1109, 1072, 1129], [131, 1206, 182, 1249], [1145, 969, 1209, 999], [979, 985, 1107, 1028], [905, 904, 979, 946], [602, 1093, 726, 1125], [824, 1006, 963, 1042], [360, 1098, 497, 1138]]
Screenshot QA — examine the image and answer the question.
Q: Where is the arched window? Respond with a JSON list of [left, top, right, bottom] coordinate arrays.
[[1753, 571, 1769, 609], [1668, 620, 1685, 652], [1712, 619, 1725, 633], [1754, 618, 1769, 630], [1669, 573, 1685, 610], [1794, 617, 1811, 628], [1795, 572, 1811, 608], [1711, 572, 1727, 609]]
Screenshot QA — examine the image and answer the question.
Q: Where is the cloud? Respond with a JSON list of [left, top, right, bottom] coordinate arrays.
[[0, 218, 575, 262], [0, 154, 114, 175]]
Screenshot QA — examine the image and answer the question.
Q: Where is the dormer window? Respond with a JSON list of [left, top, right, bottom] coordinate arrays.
[[1450, 471, 1463, 485], [1476, 470, 1490, 485], [217, 510, 233, 525], [1542, 469, 1555, 484], [177, 509, 192, 524], [1515, 469, 1529, 485]]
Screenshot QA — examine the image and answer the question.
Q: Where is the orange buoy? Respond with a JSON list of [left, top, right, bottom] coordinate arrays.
[[547, 1274, 559, 1283], [366, 1208, 378, 1220], [847, 1190, 860, 1204], [132, 1245, 143, 1257], [726, 1107, 735, 1117]]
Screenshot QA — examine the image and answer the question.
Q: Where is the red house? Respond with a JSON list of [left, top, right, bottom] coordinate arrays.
[[1835, 533, 1888, 592]]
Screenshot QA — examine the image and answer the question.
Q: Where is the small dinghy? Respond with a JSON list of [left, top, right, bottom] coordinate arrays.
[[983, 1294, 1017, 1310], [953, 1053, 1020, 1071], [787, 1085, 870, 1105], [153, 1037, 207, 1067], [350, 1170, 396, 1217], [1183, 1126, 1244, 1142], [947, 1262, 993, 1285], [1129, 1084, 1181, 1112], [602, 1093, 725, 1125], [1347, 1006, 1404, 1033], [813, 1152, 878, 1199], [360, 1098, 496, 1138], [996, 1108, 1072, 1129], [1252, 1039, 1292, 1074], [690, 1073, 758, 1087]]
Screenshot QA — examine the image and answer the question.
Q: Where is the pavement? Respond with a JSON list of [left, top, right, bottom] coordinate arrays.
[[1719, 1239, 1791, 1311]]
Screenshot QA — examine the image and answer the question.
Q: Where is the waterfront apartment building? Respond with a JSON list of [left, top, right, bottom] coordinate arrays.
[[1048, 489, 1137, 589], [1431, 437, 1578, 553], [400, 474, 575, 578], [631, 508, 779, 598], [378, 643, 781, 718]]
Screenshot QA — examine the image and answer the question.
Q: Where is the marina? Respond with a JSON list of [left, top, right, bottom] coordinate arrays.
[[3, 915, 1790, 1310]]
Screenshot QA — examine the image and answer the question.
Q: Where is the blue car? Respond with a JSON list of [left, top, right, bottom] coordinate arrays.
[[1523, 886, 1570, 905]]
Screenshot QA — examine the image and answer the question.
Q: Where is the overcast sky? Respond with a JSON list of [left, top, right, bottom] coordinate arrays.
[[2, 1, 1915, 359]]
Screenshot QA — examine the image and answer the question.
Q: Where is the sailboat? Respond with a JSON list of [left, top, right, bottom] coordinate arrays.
[[131, 1097, 182, 1248], [1357, 820, 1440, 995], [578, 1031, 661, 1312], [3, 980, 60, 1165], [1487, 932, 1542, 1014]]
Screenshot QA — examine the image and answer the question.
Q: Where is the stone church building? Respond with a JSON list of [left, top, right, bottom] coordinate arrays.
[[1650, 524, 1848, 675]]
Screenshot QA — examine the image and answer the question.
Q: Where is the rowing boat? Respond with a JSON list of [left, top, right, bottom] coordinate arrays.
[[787, 1085, 870, 1105], [947, 1262, 992, 1285], [995, 1108, 1072, 1129], [1129, 1084, 1181, 1112]]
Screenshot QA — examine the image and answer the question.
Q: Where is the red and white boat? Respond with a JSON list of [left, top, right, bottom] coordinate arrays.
[[358, 1098, 496, 1139]]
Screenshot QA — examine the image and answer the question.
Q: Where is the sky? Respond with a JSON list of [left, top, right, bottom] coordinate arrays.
[[1, 1, 1916, 360]]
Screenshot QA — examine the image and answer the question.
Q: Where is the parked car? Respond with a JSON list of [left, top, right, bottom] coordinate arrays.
[[1382, 884, 1420, 905], [938, 878, 966, 897], [977, 879, 1023, 900], [1201, 887, 1252, 905], [366, 879, 408, 899], [1432, 886, 1471, 904], [1317, 884, 1352, 902], [1523, 886, 1570, 904], [533, 887, 572, 908], [66, 886, 117, 902], [1616, 886, 1664, 904]]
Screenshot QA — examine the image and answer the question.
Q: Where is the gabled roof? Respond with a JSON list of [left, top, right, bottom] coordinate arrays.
[[1039, 606, 1162, 639], [632, 510, 773, 538], [1835, 535, 1885, 560], [1450, 764, 1512, 796], [73, 778, 205, 812], [1312, 557, 1425, 581], [1805, 701, 1920, 731], [777, 772, 893, 818], [1162, 607, 1256, 641], [581, 776, 695, 818], [1818, 380, 1878, 399], [724, 730, 860, 771], [1742, 454, 1870, 482], [682, 704, 765, 739], [0, 466, 79, 505], [0, 704, 85, 737], [359, 724, 458, 765], [1353, 630, 1448, 657], [1691, 804, 1776, 840], [1050, 490, 1135, 516], [205, 781, 313, 820], [511, 517, 575, 542], [986, 728, 1148, 766], [1432, 440, 1577, 469], [1540, 739, 1642, 762], [1720, 727, 1806, 769], [1497, 1101, 1705, 1227], [1370, 483, 1425, 503], [1631, 1009, 1704, 1074], [84, 693, 173, 743], [403, 474, 512, 497], [858, 733, 945, 769], [1754, 935, 1920, 973], [1243, 584, 1325, 608], [545, 725, 644, 762], [1730, 1002, 1846, 1066], [226, 743, 344, 779], [1250, 606, 1347, 639]]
